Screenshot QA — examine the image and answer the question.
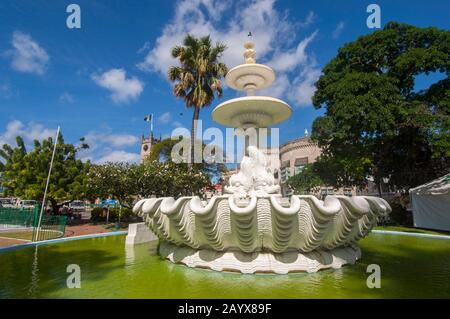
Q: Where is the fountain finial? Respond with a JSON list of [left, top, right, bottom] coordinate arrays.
[[243, 41, 256, 64]]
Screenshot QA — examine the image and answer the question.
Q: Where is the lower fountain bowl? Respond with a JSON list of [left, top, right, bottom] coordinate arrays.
[[133, 194, 390, 274]]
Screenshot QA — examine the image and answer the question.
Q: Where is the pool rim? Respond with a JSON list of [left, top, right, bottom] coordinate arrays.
[[0, 229, 449, 254], [0, 231, 128, 253]]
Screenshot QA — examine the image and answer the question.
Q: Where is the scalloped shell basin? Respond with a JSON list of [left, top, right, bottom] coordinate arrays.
[[212, 96, 292, 128], [133, 195, 391, 274]]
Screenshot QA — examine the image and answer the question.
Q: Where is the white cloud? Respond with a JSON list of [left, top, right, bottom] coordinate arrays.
[[137, 0, 321, 107], [0, 83, 13, 99], [107, 134, 138, 148], [59, 92, 75, 104], [83, 131, 138, 150], [172, 121, 183, 128], [332, 22, 345, 39], [158, 112, 172, 124], [79, 129, 140, 164], [299, 11, 316, 27], [26, 122, 57, 142], [288, 64, 322, 107], [0, 120, 23, 147], [268, 30, 318, 72], [0, 120, 56, 147], [137, 41, 151, 54], [95, 150, 140, 164], [262, 31, 321, 107], [9, 31, 49, 75], [260, 73, 290, 99], [91, 68, 144, 104], [0, 121, 140, 164], [137, 0, 294, 74]]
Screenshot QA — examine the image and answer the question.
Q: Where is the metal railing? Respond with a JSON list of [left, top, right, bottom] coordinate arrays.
[[0, 206, 67, 241]]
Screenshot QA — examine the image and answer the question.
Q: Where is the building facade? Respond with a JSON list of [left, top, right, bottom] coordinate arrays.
[[279, 136, 322, 194]]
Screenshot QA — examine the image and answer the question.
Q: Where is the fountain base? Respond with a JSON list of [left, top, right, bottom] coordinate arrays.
[[159, 241, 361, 274]]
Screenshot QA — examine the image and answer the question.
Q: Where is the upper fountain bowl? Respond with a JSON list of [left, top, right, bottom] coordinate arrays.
[[225, 63, 275, 92]]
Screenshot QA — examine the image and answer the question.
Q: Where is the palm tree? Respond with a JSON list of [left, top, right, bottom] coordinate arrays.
[[168, 34, 228, 167]]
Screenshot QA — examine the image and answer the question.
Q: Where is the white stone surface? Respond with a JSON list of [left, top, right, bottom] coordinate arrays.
[[159, 241, 361, 274], [212, 96, 292, 128], [125, 222, 158, 245], [211, 41, 292, 128], [133, 194, 390, 273], [225, 146, 280, 197], [224, 41, 275, 93], [225, 64, 275, 92]]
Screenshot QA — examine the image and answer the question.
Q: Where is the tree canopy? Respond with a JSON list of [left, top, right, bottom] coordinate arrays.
[[312, 22, 450, 189], [0, 134, 89, 212], [285, 164, 324, 194], [87, 161, 212, 206]]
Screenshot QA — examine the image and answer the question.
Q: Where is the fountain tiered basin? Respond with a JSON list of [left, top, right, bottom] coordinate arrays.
[[134, 40, 391, 274]]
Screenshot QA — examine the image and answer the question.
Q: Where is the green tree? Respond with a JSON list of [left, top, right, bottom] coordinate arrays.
[[168, 34, 228, 166], [87, 161, 212, 202], [312, 22, 450, 190], [0, 134, 89, 213], [139, 161, 212, 197], [86, 162, 139, 207], [286, 164, 324, 194]]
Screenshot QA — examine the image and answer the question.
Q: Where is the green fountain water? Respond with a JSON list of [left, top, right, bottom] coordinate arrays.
[[1, 233, 449, 298]]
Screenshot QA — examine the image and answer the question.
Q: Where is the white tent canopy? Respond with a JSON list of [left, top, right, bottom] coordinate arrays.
[[410, 174, 450, 231]]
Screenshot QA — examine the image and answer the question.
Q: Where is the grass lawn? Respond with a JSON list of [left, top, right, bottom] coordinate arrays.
[[374, 225, 450, 236]]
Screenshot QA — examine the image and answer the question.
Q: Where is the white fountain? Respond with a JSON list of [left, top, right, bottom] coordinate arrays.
[[133, 41, 391, 274]]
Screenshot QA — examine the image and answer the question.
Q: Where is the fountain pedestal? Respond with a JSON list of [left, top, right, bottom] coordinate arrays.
[[159, 241, 361, 274]]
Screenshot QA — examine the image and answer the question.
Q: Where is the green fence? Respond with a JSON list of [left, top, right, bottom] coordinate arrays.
[[0, 206, 67, 242]]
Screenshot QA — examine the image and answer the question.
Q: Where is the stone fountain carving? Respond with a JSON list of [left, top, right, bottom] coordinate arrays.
[[225, 146, 280, 197], [133, 40, 391, 274]]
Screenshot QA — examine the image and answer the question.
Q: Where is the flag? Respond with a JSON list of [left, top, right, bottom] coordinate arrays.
[[144, 113, 154, 136]]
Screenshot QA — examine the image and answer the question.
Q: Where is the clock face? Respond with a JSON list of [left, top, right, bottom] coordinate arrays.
[[143, 144, 149, 152]]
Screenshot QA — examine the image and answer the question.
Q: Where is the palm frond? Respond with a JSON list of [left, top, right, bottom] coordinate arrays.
[[169, 34, 228, 111], [171, 46, 183, 58], [168, 66, 183, 81]]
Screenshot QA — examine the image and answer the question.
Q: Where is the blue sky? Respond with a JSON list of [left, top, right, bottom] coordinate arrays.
[[0, 0, 448, 163]]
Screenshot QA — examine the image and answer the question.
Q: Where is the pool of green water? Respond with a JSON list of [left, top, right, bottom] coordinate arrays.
[[1, 233, 449, 298]]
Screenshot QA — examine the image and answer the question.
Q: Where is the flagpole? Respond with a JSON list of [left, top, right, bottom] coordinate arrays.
[[35, 126, 60, 242], [150, 113, 154, 139]]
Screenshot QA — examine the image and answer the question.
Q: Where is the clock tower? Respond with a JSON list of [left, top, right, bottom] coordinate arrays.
[[140, 135, 151, 163]]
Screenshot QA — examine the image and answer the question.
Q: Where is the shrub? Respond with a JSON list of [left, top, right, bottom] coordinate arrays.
[[90, 207, 141, 223]]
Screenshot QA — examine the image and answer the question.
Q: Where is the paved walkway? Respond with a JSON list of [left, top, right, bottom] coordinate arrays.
[[0, 237, 29, 248], [0, 223, 123, 248], [64, 224, 113, 237]]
